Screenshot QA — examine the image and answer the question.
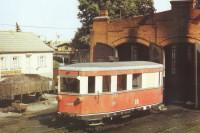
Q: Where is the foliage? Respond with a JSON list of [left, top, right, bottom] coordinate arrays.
[[53, 60, 60, 69], [195, 0, 200, 9], [72, 0, 154, 47], [72, 27, 90, 48]]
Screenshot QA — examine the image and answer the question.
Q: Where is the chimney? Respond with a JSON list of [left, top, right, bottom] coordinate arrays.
[[170, 0, 193, 10], [100, 9, 108, 16], [16, 22, 21, 32], [93, 6, 109, 21], [99, 1, 108, 16]]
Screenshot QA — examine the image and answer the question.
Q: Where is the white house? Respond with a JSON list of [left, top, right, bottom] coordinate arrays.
[[0, 31, 54, 78]]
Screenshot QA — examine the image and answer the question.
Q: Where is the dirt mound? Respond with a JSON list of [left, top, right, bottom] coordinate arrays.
[[0, 74, 53, 100]]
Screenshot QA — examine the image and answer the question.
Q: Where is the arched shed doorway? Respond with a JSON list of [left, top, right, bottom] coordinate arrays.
[[164, 43, 196, 105], [116, 43, 149, 61], [115, 42, 163, 63], [94, 43, 116, 62]]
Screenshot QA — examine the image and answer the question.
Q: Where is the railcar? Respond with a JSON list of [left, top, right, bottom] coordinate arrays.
[[57, 61, 163, 124]]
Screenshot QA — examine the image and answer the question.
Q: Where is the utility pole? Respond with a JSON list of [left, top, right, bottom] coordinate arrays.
[[0, 64, 1, 80], [16, 22, 21, 32]]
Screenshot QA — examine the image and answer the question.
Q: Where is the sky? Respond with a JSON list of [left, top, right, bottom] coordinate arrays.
[[0, 0, 171, 42]]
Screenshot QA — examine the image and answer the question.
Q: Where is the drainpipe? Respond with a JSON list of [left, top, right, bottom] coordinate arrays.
[[62, 57, 64, 65], [0, 64, 1, 80], [0, 58, 1, 79], [195, 44, 198, 108]]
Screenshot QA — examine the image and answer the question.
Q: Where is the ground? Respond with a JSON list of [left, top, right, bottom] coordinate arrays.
[[1, 96, 200, 133]]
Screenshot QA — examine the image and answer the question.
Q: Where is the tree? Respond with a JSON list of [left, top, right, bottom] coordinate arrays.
[[72, 27, 90, 49], [72, 0, 154, 47], [194, 0, 200, 8]]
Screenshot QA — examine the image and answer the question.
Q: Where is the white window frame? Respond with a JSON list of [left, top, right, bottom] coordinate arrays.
[[38, 55, 46, 68], [127, 74, 132, 90], [111, 75, 117, 93], [0, 57, 7, 70], [95, 76, 103, 93], [77, 76, 88, 94], [11, 56, 20, 70]]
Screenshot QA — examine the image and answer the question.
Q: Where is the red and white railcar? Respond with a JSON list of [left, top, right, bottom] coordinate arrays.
[[57, 61, 163, 122]]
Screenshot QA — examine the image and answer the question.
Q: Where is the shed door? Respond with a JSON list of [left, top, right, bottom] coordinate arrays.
[[195, 44, 200, 108], [165, 44, 195, 106]]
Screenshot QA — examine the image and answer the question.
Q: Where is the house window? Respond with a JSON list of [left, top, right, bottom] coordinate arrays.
[[0, 57, 6, 70], [171, 46, 176, 75], [12, 56, 20, 69], [38, 56, 46, 67], [132, 74, 142, 89]]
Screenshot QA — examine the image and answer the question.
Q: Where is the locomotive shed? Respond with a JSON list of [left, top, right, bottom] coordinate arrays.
[[90, 0, 200, 108]]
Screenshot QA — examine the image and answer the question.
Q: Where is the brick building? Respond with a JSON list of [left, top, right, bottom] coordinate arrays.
[[90, 0, 200, 107]]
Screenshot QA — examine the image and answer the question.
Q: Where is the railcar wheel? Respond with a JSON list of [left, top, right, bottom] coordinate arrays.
[[151, 104, 167, 113], [87, 119, 104, 126]]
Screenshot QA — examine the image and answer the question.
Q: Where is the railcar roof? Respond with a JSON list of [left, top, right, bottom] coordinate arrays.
[[59, 61, 163, 71]]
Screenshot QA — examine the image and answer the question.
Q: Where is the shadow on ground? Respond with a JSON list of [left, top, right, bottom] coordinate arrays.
[[29, 110, 152, 133]]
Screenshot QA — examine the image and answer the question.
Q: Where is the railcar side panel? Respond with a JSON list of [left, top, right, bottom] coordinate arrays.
[[57, 94, 81, 115], [58, 88, 162, 116]]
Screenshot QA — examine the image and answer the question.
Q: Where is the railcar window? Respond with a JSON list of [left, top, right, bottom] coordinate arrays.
[[142, 73, 160, 88], [117, 75, 127, 91], [88, 76, 95, 93], [132, 74, 142, 89], [103, 76, 111, 92], [61, 78, 80, 93]]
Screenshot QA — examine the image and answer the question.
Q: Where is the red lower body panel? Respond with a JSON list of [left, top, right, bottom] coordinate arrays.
[[57, 88, 163, 118]]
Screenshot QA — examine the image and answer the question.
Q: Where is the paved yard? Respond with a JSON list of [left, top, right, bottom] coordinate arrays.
[[1, 102, 200, 133], [106, 106, 200, 133]]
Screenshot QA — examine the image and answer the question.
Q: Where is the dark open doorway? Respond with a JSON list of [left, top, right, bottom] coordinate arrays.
[[116, 43, 149, 61], [164, 43, 195, 106], [94, 43, 115, 62]]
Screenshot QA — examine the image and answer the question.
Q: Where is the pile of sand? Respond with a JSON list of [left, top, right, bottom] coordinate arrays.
[[0, 74, 53, 100]]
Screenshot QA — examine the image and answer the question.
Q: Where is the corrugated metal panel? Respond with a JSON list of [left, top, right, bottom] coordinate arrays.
[[0, 31, 54, 53]]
